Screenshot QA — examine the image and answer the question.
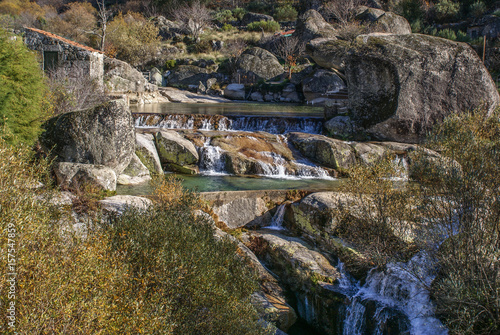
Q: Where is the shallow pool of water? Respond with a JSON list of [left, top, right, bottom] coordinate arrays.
[[117, 174, 344, 196], [130, 102, 324, 117]]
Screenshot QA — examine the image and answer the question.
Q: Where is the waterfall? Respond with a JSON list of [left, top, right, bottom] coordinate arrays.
[[267, 204, 286, 230], [199, 140, 227, 175], [341, 251, 447, 335], [295, 162, 332, 179], [134, 114, 324, 134], [258, 152, 289, 178]]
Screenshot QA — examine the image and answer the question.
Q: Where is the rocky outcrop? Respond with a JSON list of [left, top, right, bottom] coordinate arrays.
[[104, 57, 157, 93], [41, 99, 135, 176], [302, 69, 346, 102], [135, 133, 163, 175], [54, 162, 117, 191], [241, 12, 274, 26], [160, 87, 230, 103], [295, 9, 337, 43], [325, 116, 356, 139], [117, 153, 151, 185], [346, 33, 500, 142], [288, 132, 356, 170], [154, 130, 199, 174], [236, 47, 284, 80], [355, 7, 411, 34]]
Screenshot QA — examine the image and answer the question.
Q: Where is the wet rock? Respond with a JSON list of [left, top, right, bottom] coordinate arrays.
[[288, 132, 356, 170], [154, 130, 199, 174], [325, 116, 356, 139]]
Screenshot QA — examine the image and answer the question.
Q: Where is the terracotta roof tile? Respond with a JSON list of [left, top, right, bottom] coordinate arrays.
[[24, 27, 104, 54]]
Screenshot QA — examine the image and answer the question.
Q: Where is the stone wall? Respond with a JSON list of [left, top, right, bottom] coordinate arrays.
[[24, 27, 104, 87]]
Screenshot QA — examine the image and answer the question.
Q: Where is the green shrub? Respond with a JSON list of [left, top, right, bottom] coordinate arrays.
[[221, 23, 233, 31], [188, 39, 212, 53], [397, 0, 426, 24], [410, 19, 423, 33], [470, 1, 487, 17], [456, 30, 471, 42], [215, 9, 235, 24], [233, 7, 247, 21], [434, 0, 460, 22], [246, 1, 271, 14], [436, 28, 457, 40], [165, 59, 177, 70], [0, 29, 49, 144], [274, 5, 297, 22], [247, 20, 280, 32], [494, 9, 500, 17]]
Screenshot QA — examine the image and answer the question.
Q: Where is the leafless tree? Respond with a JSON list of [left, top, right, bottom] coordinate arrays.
[[172, 1, 212, 41], [322, 0, 366, 26], [224, 38, 247, 75], [271, 36, 305, 79]]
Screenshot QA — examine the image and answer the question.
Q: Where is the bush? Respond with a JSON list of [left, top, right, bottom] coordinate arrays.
[[274, 5, 297, 22], [165, 59, 177, 70], [436, 28, 457, 40], [469, 1, 487, 17], [247, 20, 280, 32], [434, 0, 460, 22], [221, 23, 233, 31], [396, 0, 426, 24], [215, 9, 235, 23], [0, 29, 49, 144], [0, 141, 268, 334], [233, 7, 247, 21]]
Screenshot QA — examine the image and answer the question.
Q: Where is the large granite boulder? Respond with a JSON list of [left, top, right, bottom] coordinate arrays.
[[294, 9, 337, 43], [224, 83, 246, 100], [302, 68, 347, 102], [346, 33, 500, 143], [54, 162, 117, 191], [154, 130, 199, 174], [41, 100, 135, 175], [236, 47, 284, 80], [99, 195, 153, 215], [288, 132, 356, 170], [104, 58, 157, 93], [355, 7, 411, 34]]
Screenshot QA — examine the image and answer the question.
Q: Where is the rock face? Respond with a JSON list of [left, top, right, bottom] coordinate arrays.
[[135, 133, 163, 175], [117, 153, 151, 185], [154, 131, 199, 174], [302, 69, 347, 102], [236, 47, 284, 80], [346, 33, 500, 142], [104, 57, 157, 93], [54, 162, 117, 191], [355, 7, 411, 34], [295, 9, 337, 43], [165, 65, 216, 87], [41, 100, 135, 175], [289, 132, 356, 170]]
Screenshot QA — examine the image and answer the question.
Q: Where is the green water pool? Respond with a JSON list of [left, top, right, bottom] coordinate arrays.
[[117, 174, 344, 196]]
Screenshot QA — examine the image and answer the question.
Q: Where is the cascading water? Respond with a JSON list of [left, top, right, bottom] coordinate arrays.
[[267, 204, 286, 230], [134, 114, 324, 134], [198, 140, 227, 175], [340, 251, 448, 335]]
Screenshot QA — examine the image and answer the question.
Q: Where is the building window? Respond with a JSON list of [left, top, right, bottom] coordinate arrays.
[[43, 51, 59, 72]]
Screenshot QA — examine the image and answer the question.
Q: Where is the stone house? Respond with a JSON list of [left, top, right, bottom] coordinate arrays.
[[23, 27, 104, 87]]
